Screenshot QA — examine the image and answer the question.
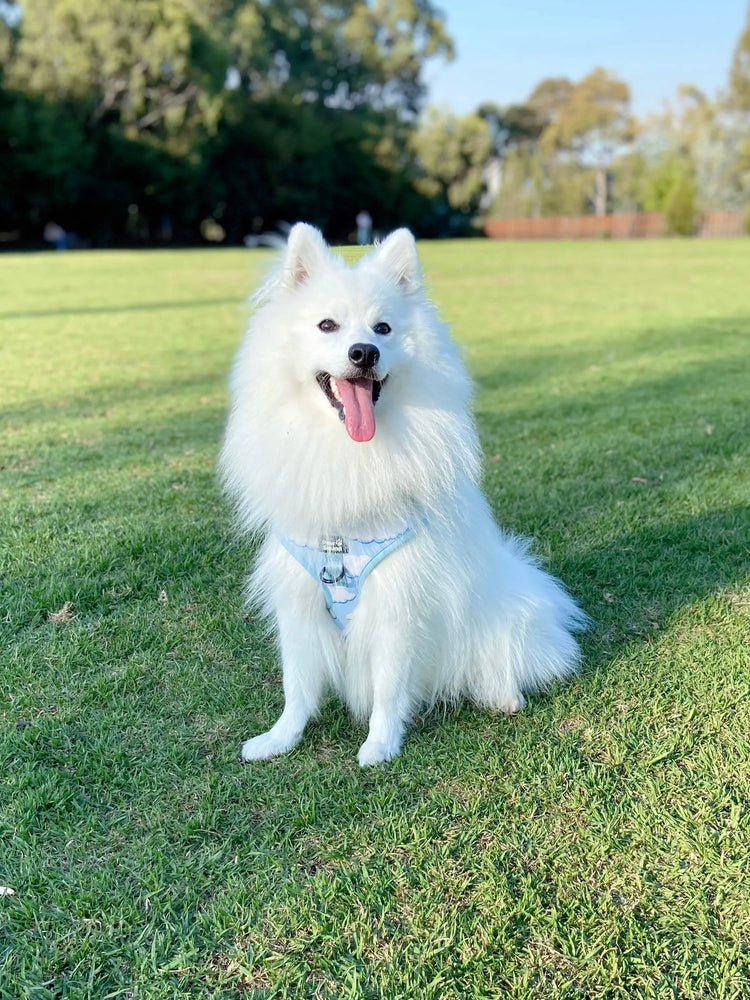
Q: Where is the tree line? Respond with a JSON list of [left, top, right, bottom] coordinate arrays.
[[417, 9, 750, 235], [0, 0, 454, 245], [1, 0, 749, 246]]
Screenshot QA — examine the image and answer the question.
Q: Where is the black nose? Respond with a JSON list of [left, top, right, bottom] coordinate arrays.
[[348, 342, 380, 369]]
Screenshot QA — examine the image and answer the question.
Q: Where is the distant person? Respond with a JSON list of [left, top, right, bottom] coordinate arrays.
[[356, 210, 372, 246], [43, 221, 67, 250]]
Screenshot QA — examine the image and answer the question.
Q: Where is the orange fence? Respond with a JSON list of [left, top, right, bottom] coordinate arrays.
[[483, 210, 746, 240]]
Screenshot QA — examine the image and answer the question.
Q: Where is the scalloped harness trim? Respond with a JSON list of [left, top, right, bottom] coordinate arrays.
[[276, 524, 414, 630]]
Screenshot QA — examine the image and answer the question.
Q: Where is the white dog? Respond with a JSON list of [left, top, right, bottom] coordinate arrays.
[[221, 224, 586, 766]]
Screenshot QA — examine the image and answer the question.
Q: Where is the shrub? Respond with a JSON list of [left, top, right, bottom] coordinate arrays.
[[664, 174, 698, 236]]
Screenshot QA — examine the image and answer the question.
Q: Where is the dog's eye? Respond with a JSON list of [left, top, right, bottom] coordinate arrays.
[[318, 318, 339, 333], [373, 322, 391, 336]]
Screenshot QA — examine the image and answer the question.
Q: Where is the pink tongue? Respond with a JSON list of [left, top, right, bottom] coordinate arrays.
[[334, 378, 376, 442]]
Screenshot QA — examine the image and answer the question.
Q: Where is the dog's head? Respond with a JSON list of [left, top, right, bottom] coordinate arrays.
[[261, 223, 424, 443], [224, 222, 478, 532]]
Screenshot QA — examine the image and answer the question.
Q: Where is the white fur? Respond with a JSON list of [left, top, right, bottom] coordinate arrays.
[[220, 224, 587, 766]]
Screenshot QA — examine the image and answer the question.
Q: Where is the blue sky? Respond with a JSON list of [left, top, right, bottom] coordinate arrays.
[[424, 0, 749, 118]]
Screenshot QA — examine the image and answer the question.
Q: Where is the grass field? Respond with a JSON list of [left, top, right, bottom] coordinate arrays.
[[1, 237, 749, 999]]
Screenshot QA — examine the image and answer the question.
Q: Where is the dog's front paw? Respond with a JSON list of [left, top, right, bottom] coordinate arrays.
[[357, 737, 401, 767], [241, 730, 297, 762], [499, 692, 526, 715]]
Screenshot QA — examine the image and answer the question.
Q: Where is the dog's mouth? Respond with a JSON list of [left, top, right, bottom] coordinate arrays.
[[316, 372, 387, 443]]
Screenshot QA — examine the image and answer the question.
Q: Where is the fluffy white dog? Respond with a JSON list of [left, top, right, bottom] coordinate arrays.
[[221, 224, 586, 766]]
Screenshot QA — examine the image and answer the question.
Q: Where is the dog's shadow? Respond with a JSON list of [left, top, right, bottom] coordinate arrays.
[[470, 317, 749, 670], [561, 503, 749, 655]]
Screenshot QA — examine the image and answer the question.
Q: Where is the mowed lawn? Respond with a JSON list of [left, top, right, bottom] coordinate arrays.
[[1, 238, 749, 999]]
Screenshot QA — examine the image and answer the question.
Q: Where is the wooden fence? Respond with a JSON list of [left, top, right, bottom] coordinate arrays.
[[698, 210, 748, 237], [483, 209, 747, 240]]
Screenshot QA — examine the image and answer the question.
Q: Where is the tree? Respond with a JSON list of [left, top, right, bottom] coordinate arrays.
[[0, 8, 14, 68], [637, 85, 750, 213], [539, 68, 634, 215], [476, 101, 547, 214], [663, 173, 698, 235], [0, 88, 93, 231], [526, 76, 574, 125], [729, 2, 750, 109], [484, 70, 633, 220], [5, 0, 454, 142], [641, 152, 690, 210], [726, 5, 750, 212], [411, 107, 492, 215], [205, 94, 435, 241], [478, 100, 545, 157], [0, 0, 455, 242], [227, 0, 453, 116], [5, 0, 228, 150], [610, 151, 647, 211]]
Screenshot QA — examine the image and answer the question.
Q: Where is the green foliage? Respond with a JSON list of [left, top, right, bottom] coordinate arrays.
[[6, 0, 228, 148], [487, 68, 633, 220], [539, 68, 633, 216], [526, 75, 575, 122], [611, 151, 648, 211], [0, 84, 210, 240], [0, 88, 93, 228], [540, 67, 634, 162], [341, 0, 454, 112], [207, 96, 435, 240], [642, 152, 690, 211], [2, 240, 750, 996], [478, 100, 546, 156], [0, 0, 453, 242], [540, 161, 594, 216], [487, 147, 537, 218], [411, 107, 492, 214], [641, 149, 700, 237], [663, 173, 698, 235], [484, 15, 750, 227], [229, 0, 453, 114], [635, 86, 750, 215], [729, 3, 750, 109], [6, 0, 452, 130], [491, 150, 592, 218], [3, 0, 750, 240], [0, 16, 12, 67]]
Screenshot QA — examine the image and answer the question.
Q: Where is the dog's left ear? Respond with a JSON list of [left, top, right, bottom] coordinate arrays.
[[374, 228, 421, 292]]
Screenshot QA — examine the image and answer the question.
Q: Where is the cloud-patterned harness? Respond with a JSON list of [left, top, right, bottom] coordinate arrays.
[[276, 523, 414, 630]]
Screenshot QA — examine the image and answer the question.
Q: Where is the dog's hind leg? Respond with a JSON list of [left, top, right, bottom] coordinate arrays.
[[241, 610, 332, 762]]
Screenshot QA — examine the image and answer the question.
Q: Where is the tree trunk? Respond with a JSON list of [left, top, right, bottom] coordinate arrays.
[[594, 167, 608, 216]]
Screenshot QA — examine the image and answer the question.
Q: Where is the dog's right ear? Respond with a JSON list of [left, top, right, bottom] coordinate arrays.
[[372, 228, 421, 293], [282, 223, 329, 288]]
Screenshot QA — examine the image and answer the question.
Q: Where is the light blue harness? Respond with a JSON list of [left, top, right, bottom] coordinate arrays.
[[277, 523, 414, 630]]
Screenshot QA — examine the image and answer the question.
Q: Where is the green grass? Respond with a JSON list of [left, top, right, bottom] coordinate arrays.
[[1, 238, 749, 999]]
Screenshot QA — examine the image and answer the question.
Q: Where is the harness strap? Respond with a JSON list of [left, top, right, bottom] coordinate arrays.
[[276, 524, 414, 630]]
